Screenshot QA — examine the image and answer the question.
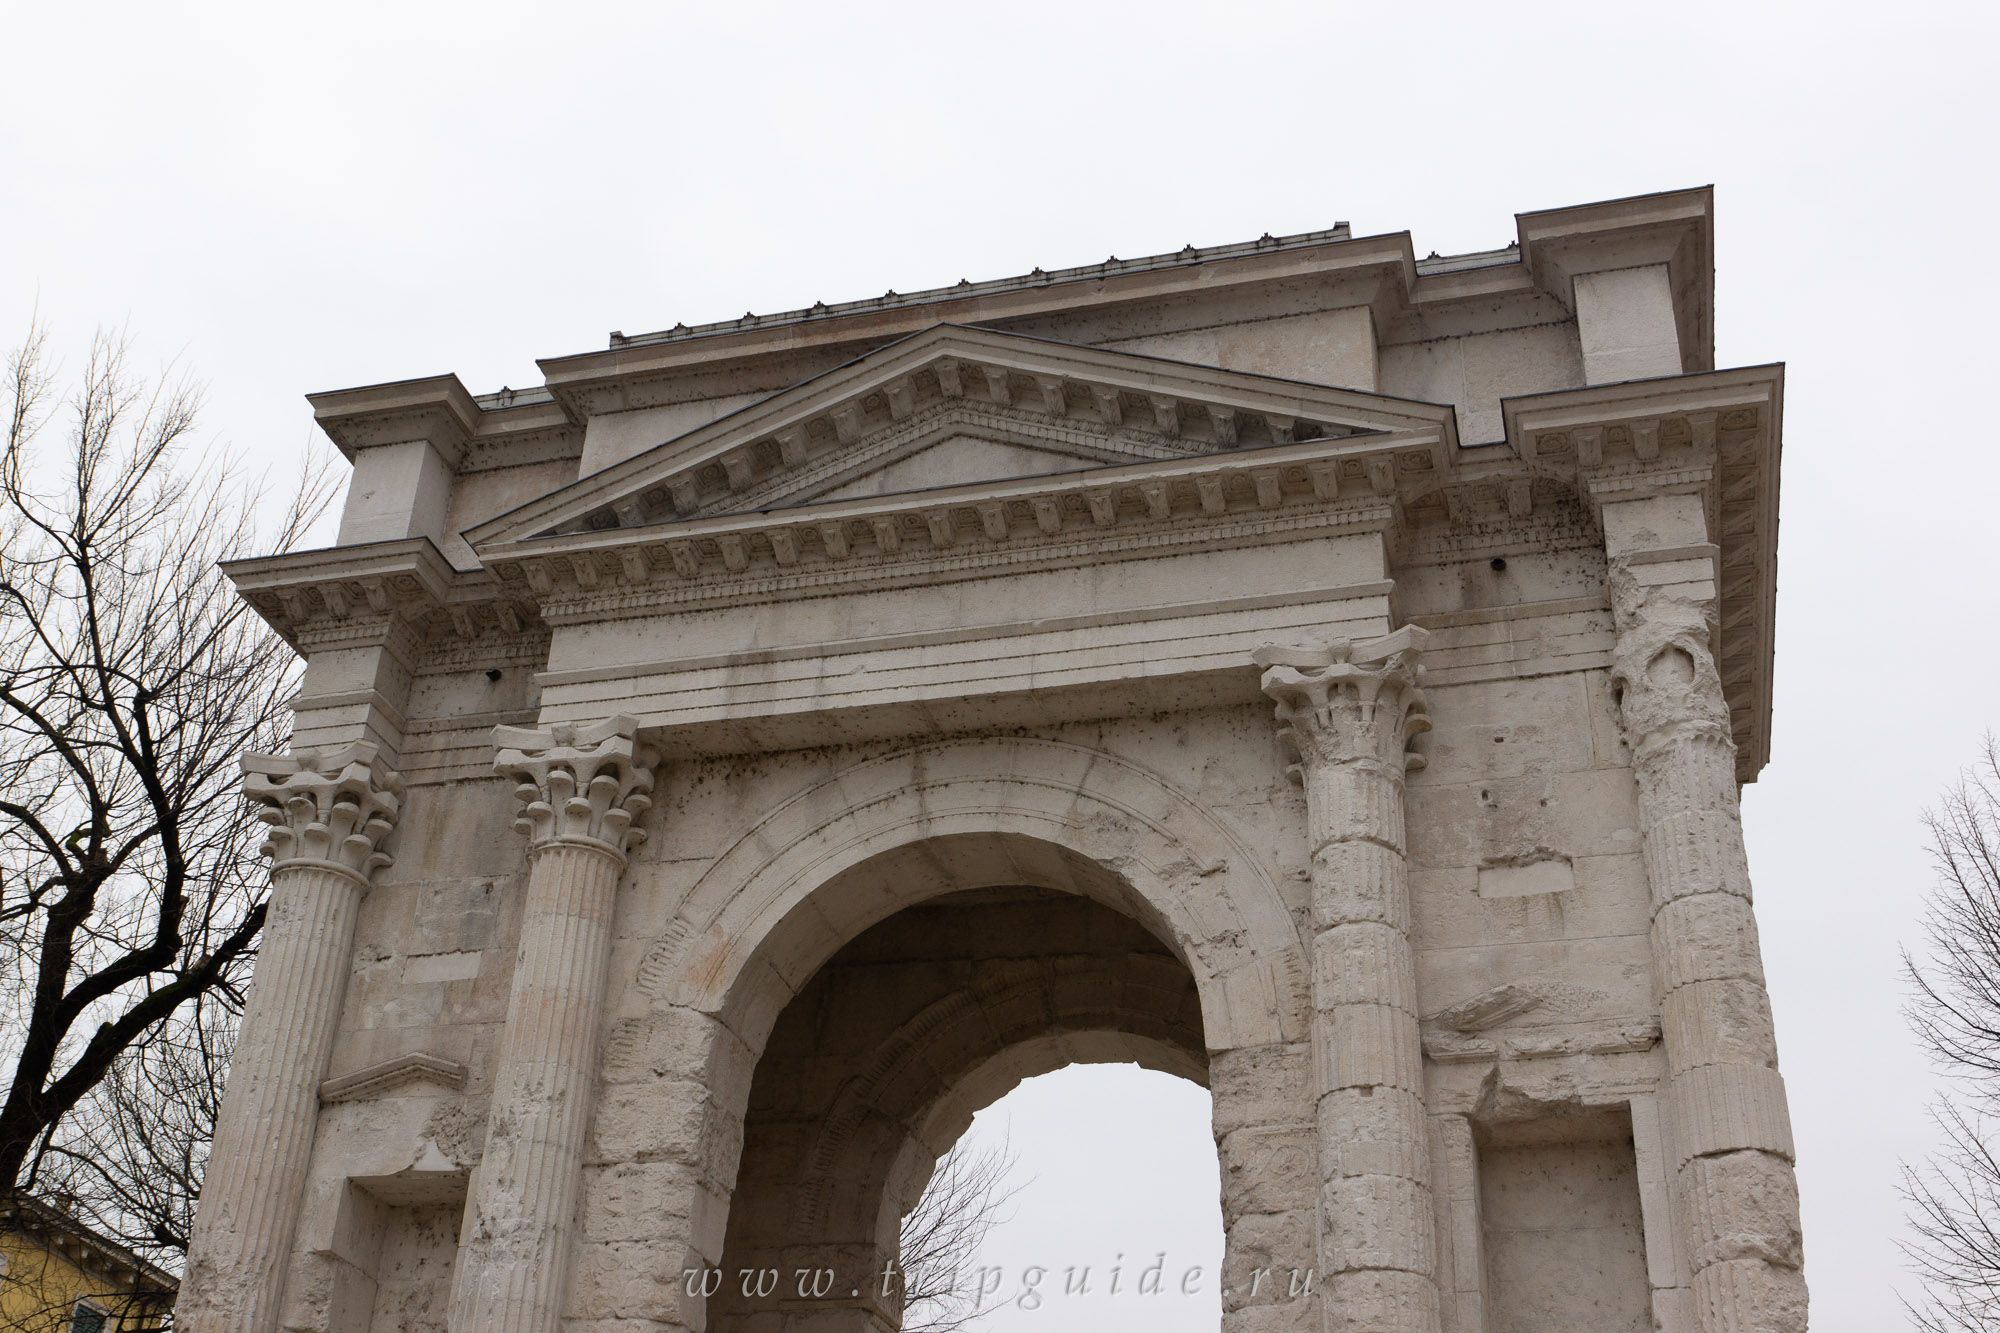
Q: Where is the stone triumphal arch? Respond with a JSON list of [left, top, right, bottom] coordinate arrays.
[[179, 189, 1808, 1332]]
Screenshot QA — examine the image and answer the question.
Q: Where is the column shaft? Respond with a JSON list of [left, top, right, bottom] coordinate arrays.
[[1611, 571, 1807, 1333], [448, 715, 656, 1333], [1308, 760, 1438, 1331], [450, 841, 622, 1331], [1257, 629, 1440, 1333], [177, 745, 401, 1333]]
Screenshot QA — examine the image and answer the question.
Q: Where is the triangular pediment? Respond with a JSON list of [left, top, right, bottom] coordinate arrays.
[[466, 324, 1458, 550], [806, 432, 1133, 503]]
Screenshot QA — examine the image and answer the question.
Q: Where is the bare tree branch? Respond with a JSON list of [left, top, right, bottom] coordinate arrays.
[[1905, 735, 2000, 1331], [0, 320, 333, 1280], [896, 1136, 1023, 1333]]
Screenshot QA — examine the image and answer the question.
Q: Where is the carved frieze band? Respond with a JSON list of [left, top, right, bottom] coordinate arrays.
[[243, 742, 404, 886], [493, 714, 659, 863]]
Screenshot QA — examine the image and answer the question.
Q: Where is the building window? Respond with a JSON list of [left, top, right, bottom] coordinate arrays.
[[69, 1301, 107, 1333]]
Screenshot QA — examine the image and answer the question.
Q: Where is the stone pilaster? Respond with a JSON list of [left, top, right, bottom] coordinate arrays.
[[449, 716, 658, 1333], [1255, 626, 1439, 1333], [177, 744, 403, 1333], [1607, 561, 1807, 1333]]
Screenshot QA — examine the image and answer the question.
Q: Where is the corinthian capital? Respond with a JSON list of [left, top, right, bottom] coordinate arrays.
[[243, 742, 404, 884], [493, 714, 659, 861], [1253, 625, 1432, 775], [1607, 561, 1732, 749]]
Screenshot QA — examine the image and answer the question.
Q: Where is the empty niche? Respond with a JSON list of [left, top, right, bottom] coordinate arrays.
[[1477, 1107, 1651, 1333], [346, 1174, 467, 1333]]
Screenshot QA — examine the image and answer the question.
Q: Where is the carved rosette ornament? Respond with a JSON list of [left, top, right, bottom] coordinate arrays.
[[450, 716, 659, 1333], [178, 744, 403, 1333], [1255, 627, 1441, 1333], [1608, 565, 1808, 1332]]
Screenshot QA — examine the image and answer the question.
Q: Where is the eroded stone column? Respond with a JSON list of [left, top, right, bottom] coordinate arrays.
[[178, 744, 403, 1333], [449, 716, 657, 1333], [1256, 627, 1440, 1333], [1608, 563, 1807, 1333]]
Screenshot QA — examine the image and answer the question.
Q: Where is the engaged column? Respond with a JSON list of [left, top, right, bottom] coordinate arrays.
[[449, 715, 658, 1333], [1256, 628, 1442, 1333], [178, 743, 403, 1333], [1605, 553, 1808, 1332]]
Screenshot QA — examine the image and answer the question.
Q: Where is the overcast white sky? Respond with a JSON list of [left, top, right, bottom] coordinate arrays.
[[5, 2, 1997, 1328]]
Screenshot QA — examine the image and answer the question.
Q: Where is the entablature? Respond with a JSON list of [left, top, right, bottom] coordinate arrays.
[[481, 432, 1417, 623], [236, 365, 1775, 779], [309, 376, 582, 470], [223, 537, 550, 674]]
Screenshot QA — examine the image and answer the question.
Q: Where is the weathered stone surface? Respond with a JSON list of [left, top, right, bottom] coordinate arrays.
[[182, 190, 1805, 1333]]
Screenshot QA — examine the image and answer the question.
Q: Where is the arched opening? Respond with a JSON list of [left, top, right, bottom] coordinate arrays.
[[920, 1063, 1224, 1332], [620, 744, 1317, 1333], [709, 856, 1213, 1331]]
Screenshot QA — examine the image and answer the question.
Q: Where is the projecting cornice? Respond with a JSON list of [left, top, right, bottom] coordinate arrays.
[[308, 376, 582, 469], [223, 537, 548, 670], [1516, 187, 1715, 373], [1503, 363, 1783, 780]]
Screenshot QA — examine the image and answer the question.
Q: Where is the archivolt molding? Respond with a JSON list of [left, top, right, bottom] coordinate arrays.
[[635, 737, 1307, 1054]]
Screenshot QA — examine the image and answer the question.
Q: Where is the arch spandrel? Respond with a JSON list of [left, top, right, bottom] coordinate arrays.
[[632, 737, 1308, 1056]]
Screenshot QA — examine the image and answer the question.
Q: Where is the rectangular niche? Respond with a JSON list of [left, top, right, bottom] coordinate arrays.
[[1476, 1107, 1652, 1333], [345, 1173, 466, 1333]]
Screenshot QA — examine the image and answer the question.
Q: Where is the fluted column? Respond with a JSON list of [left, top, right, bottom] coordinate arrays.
[[449, 715, 658, 1333], [177, 744, 403, 1333], [1607, 561, 1807, 1332], [1256, 627, 1439, 1333]]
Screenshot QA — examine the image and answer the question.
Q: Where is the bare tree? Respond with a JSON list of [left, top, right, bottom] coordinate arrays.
[[1905, 735, 2000, 1331], [0, 321, 329, 1269], [897, 1136, 1022, 1333], [34, 994, 233, 1266]]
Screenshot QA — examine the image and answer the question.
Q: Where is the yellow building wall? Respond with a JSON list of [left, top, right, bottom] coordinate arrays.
[[0, 1231, 170, 1332]]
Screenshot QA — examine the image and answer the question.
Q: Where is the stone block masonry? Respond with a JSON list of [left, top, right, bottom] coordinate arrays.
[[183, 188, 1804, 1333]]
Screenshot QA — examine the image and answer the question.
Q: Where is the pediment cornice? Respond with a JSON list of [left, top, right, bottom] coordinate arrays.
[[482, 432, 1424, 622], [319, 1051, 469, 1104], [465, 325, 1460, 549]]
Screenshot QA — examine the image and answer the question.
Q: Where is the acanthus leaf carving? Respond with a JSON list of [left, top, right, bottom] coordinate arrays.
[[1253, 625, 1432, 778], [242, 742, 403, 884], [493, 714, 659, 862]]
